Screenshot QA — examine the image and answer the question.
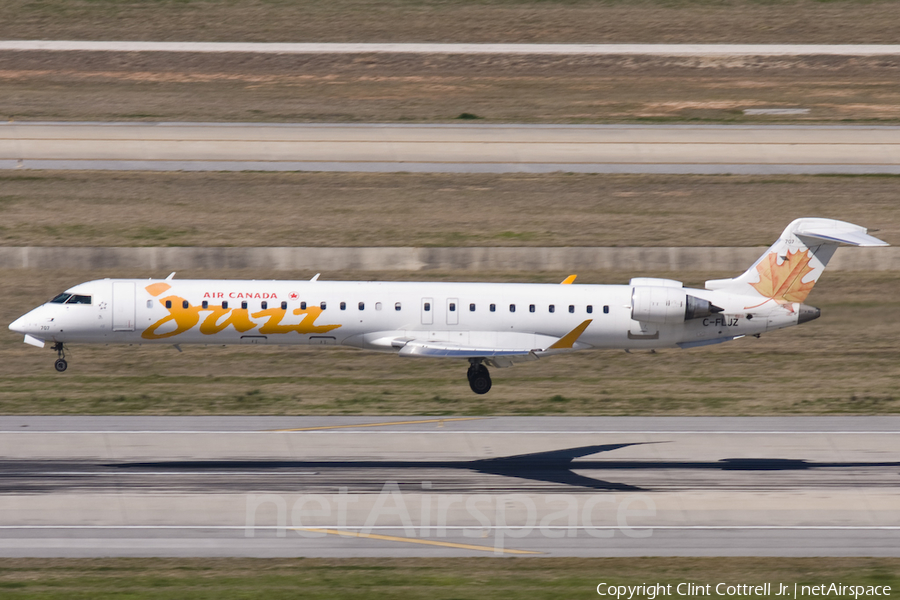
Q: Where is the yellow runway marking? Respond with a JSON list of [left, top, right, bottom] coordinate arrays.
[[268, 417, 483, 432], [298, 528, 541, 555]]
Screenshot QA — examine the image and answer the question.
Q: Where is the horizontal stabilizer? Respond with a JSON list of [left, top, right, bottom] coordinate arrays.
[[795, 227, 888, 247]]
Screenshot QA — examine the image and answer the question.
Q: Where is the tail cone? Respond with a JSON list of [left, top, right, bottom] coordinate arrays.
[[798, 304, 821, 324]]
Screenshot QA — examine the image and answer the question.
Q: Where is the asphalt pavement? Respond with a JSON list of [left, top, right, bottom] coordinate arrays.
[[1, 416, 897, 557]]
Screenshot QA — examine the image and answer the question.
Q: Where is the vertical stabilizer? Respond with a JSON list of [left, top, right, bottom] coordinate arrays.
[[705, 218, 888, 307]]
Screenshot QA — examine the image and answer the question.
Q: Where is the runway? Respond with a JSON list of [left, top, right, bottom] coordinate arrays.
[[2, 122, 899, 174], [1, 416, 897, 557]]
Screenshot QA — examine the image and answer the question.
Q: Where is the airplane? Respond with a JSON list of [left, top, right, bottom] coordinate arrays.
[[8, 218, 889, 394]]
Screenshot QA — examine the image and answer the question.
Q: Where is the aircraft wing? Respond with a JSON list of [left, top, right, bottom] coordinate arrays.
[[393, 319, 593, 367], [398, 341, 537, 360]]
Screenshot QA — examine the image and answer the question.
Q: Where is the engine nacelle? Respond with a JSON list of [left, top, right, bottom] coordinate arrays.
[[631, 286, 722, 324]]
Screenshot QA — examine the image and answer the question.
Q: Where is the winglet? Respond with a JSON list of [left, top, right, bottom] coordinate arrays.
[[561, 274, 577, 285], [547, 319, 592, 350]]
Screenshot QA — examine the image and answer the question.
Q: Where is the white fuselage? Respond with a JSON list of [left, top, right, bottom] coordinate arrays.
[[9, 277, 802, 354]]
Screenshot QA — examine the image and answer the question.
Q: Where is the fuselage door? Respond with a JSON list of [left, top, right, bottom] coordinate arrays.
[[446, 298, 459, 326], [421, 298, 433, 325], [112, 281, 135, 331]]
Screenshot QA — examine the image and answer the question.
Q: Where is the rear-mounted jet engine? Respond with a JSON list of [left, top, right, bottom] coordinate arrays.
[[631, 281, 723, 324]]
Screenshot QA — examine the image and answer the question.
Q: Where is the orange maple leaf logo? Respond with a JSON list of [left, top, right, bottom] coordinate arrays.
[[750, 249, 816, 306]]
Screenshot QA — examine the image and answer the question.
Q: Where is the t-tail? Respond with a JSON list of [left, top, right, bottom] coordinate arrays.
[[705, 218, 888, 320]]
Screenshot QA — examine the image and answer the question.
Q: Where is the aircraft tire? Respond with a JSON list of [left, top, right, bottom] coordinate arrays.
[[467, 365, 492, 395], [54, 358, 67, 372]]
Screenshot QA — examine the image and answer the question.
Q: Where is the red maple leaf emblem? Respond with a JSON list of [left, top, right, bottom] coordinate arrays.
[[289, 292, 299, 300], [745, 249, 817, 311]]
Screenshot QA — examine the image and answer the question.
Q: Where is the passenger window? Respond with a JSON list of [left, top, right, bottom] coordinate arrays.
[[424, 303, 430, 311], [529, 304, 535, 313], [146, 300, 153, 309], [490, 304, 496, 312], [50, 293, 72, 304], [261, 301, 268, 310], [603, 305, 610, 314], [166, 300, 172, 309], [509, 304, 516, 313], [469, 303, 475, 312], [449, 303, 455, 312], [340, 302, 346, 310], [320, 301, 327, 310], [549, 304, 555, 313], [359, 302, 365, 310], [587, 305, 593, 314], [241, 301, 248, 310], [300, 301, 307, 310], [568, 305, 575, 313], [222, 301, 228, 309], [202, 300, 209, 309], [183, 300, 190, 309], [395, 302, 402, 311], [376, 302, 382, 311], [281, 301, 287, 310]]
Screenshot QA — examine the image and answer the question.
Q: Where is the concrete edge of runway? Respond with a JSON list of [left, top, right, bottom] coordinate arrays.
[[4, 122, 899, 175]]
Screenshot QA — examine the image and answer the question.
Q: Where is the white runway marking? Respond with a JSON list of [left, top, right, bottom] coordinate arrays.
[[2, 41, 900, 56]]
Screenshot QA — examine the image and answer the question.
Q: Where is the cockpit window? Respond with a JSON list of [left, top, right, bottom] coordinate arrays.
[[50, 293, 91, 304]]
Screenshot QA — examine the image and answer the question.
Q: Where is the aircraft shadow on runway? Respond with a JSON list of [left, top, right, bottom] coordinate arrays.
[[112, 443, 900, 492]]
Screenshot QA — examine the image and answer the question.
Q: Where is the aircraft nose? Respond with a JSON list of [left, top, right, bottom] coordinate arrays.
[[9, 315, 27, 334]]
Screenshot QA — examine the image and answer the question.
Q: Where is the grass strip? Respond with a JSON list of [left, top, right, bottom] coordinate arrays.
[[0, 557, 897, 599], [0, 172, 897, 248], [2, 0, 900, 44]]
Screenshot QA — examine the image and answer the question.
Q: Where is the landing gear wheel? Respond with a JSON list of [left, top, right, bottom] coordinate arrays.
[[467, 362, 492, 395], [52, 342, 68, 372]]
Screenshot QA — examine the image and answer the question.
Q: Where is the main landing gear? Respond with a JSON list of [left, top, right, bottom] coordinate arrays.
[[52, 342, 68, 372], [467, 359, 492, 395]]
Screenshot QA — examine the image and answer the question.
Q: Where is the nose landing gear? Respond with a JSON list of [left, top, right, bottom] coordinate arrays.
[[52, 342, 68, 372], [466, 359, 492, 395]]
